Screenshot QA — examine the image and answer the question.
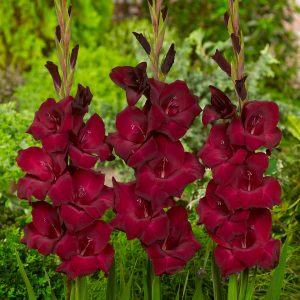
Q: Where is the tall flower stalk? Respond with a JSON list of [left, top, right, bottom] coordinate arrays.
[[107, 0, 203, 296], [16, 1, 114, 299], [198, 0, 282, 299]]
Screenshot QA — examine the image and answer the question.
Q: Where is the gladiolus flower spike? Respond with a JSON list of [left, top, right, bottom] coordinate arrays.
[[108, 61, 204, 276]]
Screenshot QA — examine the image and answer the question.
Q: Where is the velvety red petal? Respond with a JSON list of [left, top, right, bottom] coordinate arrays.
[[202, 105, 221, 125], [42, 133, 69, 153], [150, 256, 186, 275], [264, 127, 282, 150], [48, 172, 73, 206], [54, 234, 78, 260], [17, 175, 51, 200], [69, 145, 98, 169], [96, 244, 115, 273], [79, 114, 105, 150], [227, 118, 245, 146], [16, 147, 53, 181], [60, 205, 94, 232], [259, 239, 280, 269], [214, 246, 245, 277]]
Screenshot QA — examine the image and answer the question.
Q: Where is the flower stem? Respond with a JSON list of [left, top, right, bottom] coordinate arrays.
[[54, 0, 76, 98], [238, 268, 249, 300], [148, 0, 167, 81], [228, 274, 238, 300], [211, 254, 224, 300]]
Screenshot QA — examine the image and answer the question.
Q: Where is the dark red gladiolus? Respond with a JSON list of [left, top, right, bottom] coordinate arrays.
[[145, 206, 201, 275], [56, 221, 114, 279], [202, 86, 236, 125], [16, 147, 66, 200], [110, 62, 149, 106], [69, 114, 111, 169], [22, 201, 63, 255], [27, 97, 73, 152], [213, 209, 280, 277], [48, 169, 113, 232], [107, 106, 158, 168], [136, 135, 204, 203], [111, 179, 174, 245], [109, 60, 203, 276], [17, 83, 115, 280], [227, 101, 282, 151], [148, 79, 201, 140]]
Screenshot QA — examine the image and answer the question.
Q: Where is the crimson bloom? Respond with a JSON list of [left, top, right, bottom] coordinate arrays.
[[56, 221, 114, 279], [27, 97, 73, 152], [145, 206, 201, 275], [69, 114, 111, 169], [216, 153, 281, 210], [22, 201, 63, 255], [202, 86, 236, 125], [111, 179, 174, 245], [227, 101, 282, 151], [17, 147, 66, 200], [135, 135, 204, 204], [107, 106, 158, 168], [48, 169, 113, 232], [148, 80, 201, 140], [110, 62, 149, 106], [213, 209, 280, 277]]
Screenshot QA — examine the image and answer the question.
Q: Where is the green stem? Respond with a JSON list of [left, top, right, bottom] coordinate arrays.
[[228, 274, 238, 300], [211, 255, 224, 300], [239, 269, 249, 300]]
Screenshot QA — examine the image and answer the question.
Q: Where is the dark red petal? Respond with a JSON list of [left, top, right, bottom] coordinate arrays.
[[57, 96, 74, 132], [264, 128, 282, 150], [127, 137, 158, 168], [72, 169, 104, 205], [17, 175, 51, 200], [110, 66, 133, 88], [16, 147, 53, 181], [54, 234, 78, 260], [96, 244, 115, 273], [259, 239, 280, 269], [141, 214, 169, 246], [42, 133, 69, 153], [150, 256, 186, 275], [97, 143, 112, 161], [202, 105, 221, 125], [48, 172, 73, 206], [60, 205, 94, 232], [116, 106, 147, 143], [214, 246, 245, 277], [31, 201, 61, 237], [126, 88, 142, 106], [69, 145, 98, 169], [56, 256, 99, 279], [233, 246, 263, 268], [227, 118, 245, 146], [79, 114, 105, 150]]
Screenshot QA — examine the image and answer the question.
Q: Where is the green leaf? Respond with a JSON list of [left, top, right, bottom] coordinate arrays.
[[106, 261, 116, 300], [265, 239, 289, 300], [151, 275, 161, 300], [182, 270, 189, 299], [228, 274, 238, 300], [211, 255, 224, 300], [120, 262, 137, 300], [175, 285, 180, 300], [239, 269, 249, 300], [75, 276, 88, 300], [15, 251, 36, 300], [286, 115, 300, 141], [192, 281, 205, 300]]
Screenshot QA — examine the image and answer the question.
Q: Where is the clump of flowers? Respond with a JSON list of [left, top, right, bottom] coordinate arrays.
[[197, 0, 282, 277], [16, 1, 114, 280], [108, 0, 204, 275]]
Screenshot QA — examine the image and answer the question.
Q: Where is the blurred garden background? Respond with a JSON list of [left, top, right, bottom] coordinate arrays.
[[0, 0, 300, 299]]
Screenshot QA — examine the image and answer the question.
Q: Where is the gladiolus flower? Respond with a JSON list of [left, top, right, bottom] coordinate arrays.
[[148, 80, 201, 140], [202, 86, 236, 125], [136, 136, 204, 203], [110, 62, 149, 106], [107, 106, 158, 168], [22, 202, 62, 255], [227, 101, 282, 151], [17, 147, 66, 200], [56, 221, 114, 279], [111, 179, 174, 245], [27, 97, 73, 152], [48, 169, 113, 232], [69, 114, 111, 169], [145, 206, 201, 275]]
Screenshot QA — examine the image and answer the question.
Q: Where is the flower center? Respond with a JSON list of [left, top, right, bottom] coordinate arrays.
[[154, 157, 169, 179], [46, 110, 61, 130], [165, 97, 180, 116], [247, 113, 263, 135]]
